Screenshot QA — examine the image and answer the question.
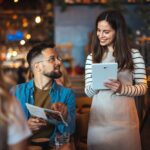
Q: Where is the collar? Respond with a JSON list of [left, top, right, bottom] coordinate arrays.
[[27, 79, 59, 92]]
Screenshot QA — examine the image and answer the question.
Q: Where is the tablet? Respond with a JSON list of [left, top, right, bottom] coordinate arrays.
[[92, 63, 118, 90]]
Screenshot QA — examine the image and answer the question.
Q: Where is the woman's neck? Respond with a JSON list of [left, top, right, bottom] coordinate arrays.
[[107, 45, 114, 52]]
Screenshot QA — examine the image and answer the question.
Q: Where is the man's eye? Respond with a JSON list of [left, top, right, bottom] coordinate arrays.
[[49, 57, 55, 61], [58, 57, 62, 61]]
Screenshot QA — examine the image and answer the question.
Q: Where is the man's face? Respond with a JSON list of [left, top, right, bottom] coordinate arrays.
[[34, 48, 62, 79]]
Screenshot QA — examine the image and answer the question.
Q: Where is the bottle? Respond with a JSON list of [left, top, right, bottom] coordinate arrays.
[[55, 132, 70, 149]]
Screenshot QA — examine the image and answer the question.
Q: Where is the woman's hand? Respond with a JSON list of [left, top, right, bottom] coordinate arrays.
[[104, 79, 122, 93]]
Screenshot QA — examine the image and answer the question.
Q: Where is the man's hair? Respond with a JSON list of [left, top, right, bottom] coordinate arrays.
[[27, 43, 55, 68]]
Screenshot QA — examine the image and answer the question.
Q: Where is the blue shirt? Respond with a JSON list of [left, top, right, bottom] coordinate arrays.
[[11, 80, 76, 139]]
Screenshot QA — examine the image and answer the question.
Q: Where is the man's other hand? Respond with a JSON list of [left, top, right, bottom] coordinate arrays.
[[27, 117, 47, 131], [50, 102, 68, 120]]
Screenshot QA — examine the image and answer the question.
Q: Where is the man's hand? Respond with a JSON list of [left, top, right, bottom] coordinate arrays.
[[27, 117, 47, 131], [104, 79, 122, 93], [50, 102, 68, 120]]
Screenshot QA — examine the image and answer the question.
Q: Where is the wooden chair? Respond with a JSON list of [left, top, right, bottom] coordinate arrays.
[[75, 97, 92, 150], [76, 96, 92, 112]]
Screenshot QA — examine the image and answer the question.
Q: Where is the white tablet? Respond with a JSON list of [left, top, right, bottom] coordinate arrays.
[[92, 63, 118, 90]]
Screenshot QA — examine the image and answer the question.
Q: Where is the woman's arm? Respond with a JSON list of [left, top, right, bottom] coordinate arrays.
[[85, 54, 98, 97], [104, 49, 147, 97], [119, 49, 147, 96]]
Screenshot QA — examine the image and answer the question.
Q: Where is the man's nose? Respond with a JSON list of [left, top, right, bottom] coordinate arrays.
[[55, 58, 61, 64]]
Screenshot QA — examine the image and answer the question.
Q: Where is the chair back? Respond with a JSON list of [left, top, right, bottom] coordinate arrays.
[[0, 124, 8, 150]]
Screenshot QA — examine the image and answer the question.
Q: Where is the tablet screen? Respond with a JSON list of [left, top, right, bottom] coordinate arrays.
[[92, 63, 118, 90]]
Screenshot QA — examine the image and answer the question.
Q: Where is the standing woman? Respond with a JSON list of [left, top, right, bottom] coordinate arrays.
[[85, 10, 147, 150], [0, 68, 31, 150]]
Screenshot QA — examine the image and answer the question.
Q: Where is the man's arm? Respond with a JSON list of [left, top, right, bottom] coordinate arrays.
[[50, 89, 76, 135]]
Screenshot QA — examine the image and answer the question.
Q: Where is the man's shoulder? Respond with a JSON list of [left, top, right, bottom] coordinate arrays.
[[55, 83, 74, 95], [16, 80, 33, 88], [56, 84, 73, 91], [11, 80, 33, 94]]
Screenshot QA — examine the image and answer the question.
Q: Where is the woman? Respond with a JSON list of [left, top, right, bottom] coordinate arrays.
[[85, 10, 147, 150], [0, 69, 31, 150]]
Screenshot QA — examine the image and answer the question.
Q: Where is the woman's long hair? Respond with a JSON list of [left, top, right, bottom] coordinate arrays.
[[0, 81, 14, 123], [0, 67, 20, 150], [0, 83, 8, 150], [92, 10, 134, 71], [0, 73, 12, 150]]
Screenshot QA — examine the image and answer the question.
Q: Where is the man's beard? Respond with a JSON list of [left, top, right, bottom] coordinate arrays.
[[44, 71, 62, 79]]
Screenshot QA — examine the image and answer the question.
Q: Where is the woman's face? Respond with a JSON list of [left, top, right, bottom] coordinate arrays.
[[97, 20, 116, 47]]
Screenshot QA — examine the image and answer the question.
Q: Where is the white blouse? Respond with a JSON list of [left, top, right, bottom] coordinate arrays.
[[85, 49, 147, 98]]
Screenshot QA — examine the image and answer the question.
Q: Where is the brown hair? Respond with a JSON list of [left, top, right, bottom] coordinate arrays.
[[0, 71, 12, 150], [0, 81, 13, 123], [0, 67, 21, 150], [92, 9, 134, 71]]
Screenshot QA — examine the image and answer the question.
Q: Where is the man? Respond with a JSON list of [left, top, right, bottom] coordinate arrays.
[[11, 43, 76, 149]]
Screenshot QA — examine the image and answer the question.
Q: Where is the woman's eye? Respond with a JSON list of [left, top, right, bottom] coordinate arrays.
[[104, 31, 109, 34], [97, 29, 100, 32]]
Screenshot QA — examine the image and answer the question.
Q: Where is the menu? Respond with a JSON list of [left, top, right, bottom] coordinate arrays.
[[26, 103, 68, 126]]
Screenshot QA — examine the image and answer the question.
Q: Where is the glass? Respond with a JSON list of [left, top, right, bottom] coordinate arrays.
[[48, 132, 70, 149], [54, 132, 70, 149], [37, 56, 62, 63]]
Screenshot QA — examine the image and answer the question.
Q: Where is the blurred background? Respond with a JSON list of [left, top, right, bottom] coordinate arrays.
[[0, 1, 150, 150], [0, 1, 150, 70], [0, 0, 150, 94]]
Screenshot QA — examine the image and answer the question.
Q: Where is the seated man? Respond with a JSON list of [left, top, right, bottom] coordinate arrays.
[[11, 43, 76, 149]]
